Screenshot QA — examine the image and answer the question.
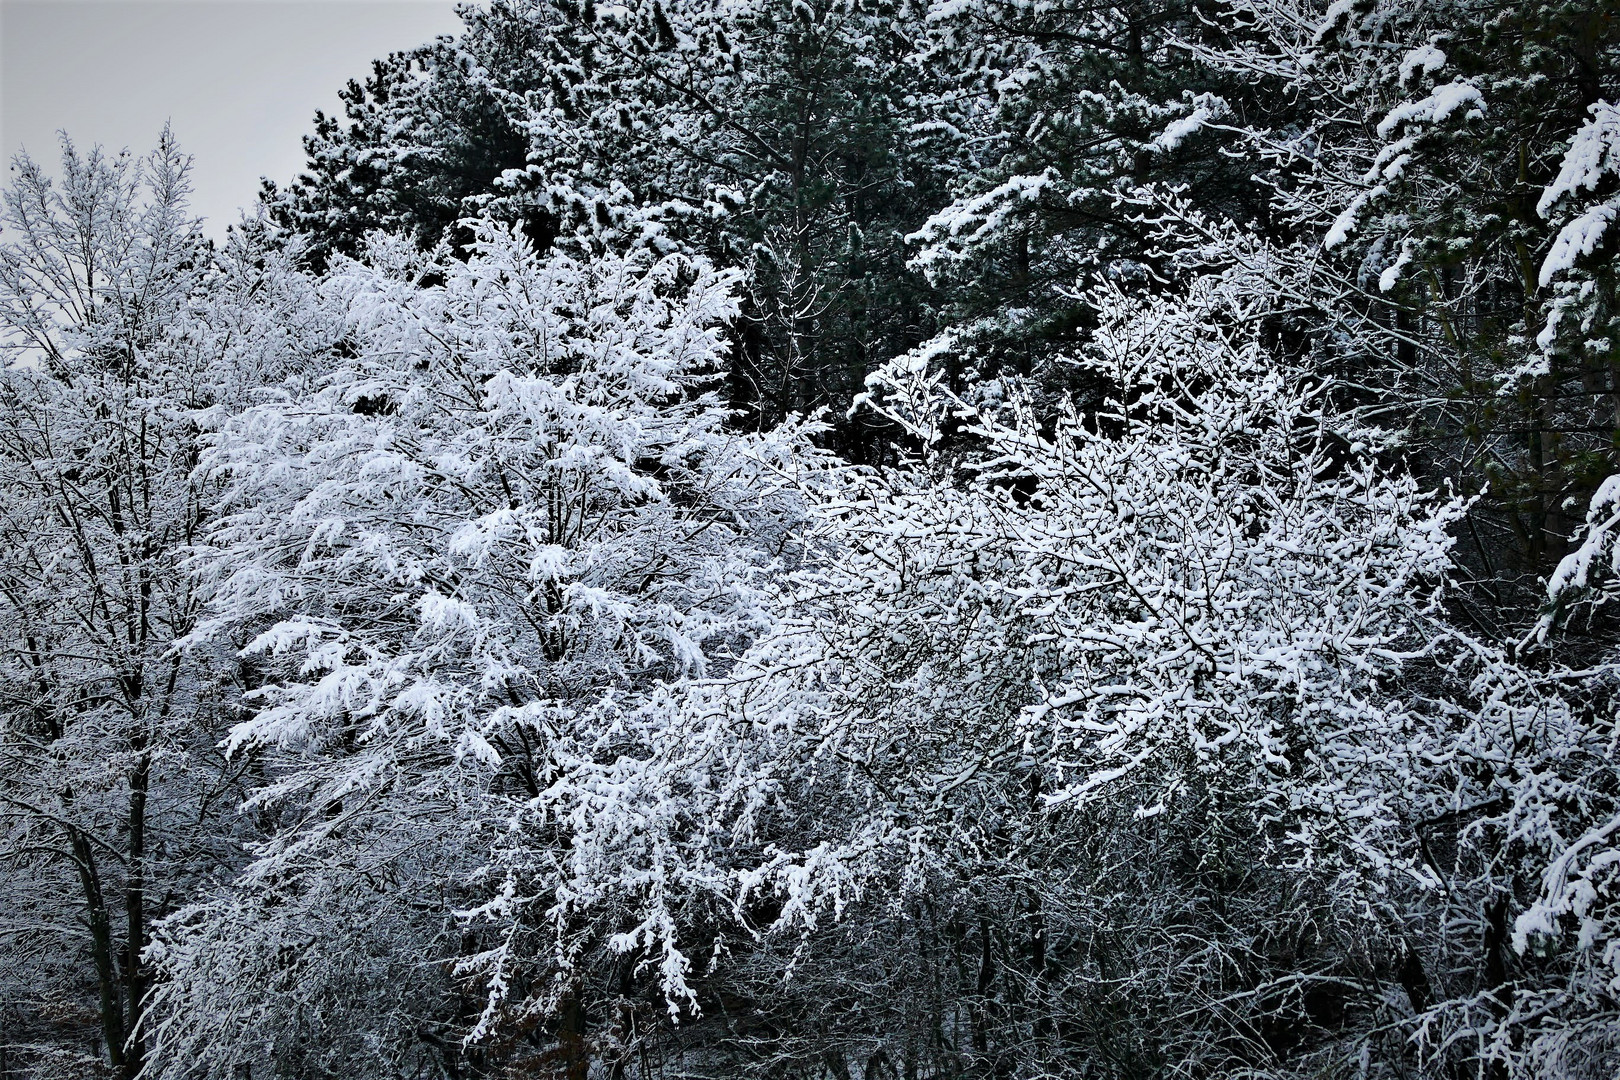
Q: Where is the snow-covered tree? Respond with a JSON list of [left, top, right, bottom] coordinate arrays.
[[270, 0, 951, 454], [7, 2, 1619, 1076], [436, 251, 1476, 1074], [0, 134, 328, 1079], [1174, 0, 1619, 609], [142, 221, 825, 1078]]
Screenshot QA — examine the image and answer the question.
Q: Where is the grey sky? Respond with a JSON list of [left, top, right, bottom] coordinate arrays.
[[2, 0, 465, 238]]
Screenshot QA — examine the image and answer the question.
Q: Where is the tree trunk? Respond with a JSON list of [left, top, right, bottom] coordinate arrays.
[[123, 751, 149, 1079], [70, 829, 126, 1074]]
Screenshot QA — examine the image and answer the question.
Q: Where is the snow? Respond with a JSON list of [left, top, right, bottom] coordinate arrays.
[[1375, 80, 1485, 139], [15, 5, 1620, 1077], [1324, 184, 1386, 249], [1539, 197, 1620, 286], [1545, 474, 1620, 602], [1313, 0, 1357, 42], [1378, 239, 1412, 291], [907, 169, 1056, 269], [1538, 100, 1620, 218], [1153, 94, 1229, 152], [1398, 45, 1446, 83]]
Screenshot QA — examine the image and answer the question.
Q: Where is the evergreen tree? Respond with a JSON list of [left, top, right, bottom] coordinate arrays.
[[266, 5, 546, 269]]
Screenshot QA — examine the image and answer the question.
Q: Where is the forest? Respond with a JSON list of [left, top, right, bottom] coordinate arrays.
[[1, 0, 1619, 1076]]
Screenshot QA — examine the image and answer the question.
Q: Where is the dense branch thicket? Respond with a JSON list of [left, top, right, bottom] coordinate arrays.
[[3, 1, 1620, 1078]]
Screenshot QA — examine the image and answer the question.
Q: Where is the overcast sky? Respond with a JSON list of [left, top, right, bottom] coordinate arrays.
[[1, 0, 465, 237]]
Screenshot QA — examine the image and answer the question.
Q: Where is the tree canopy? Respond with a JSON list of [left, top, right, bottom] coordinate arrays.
[[3, 1, 1620, 1078]]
